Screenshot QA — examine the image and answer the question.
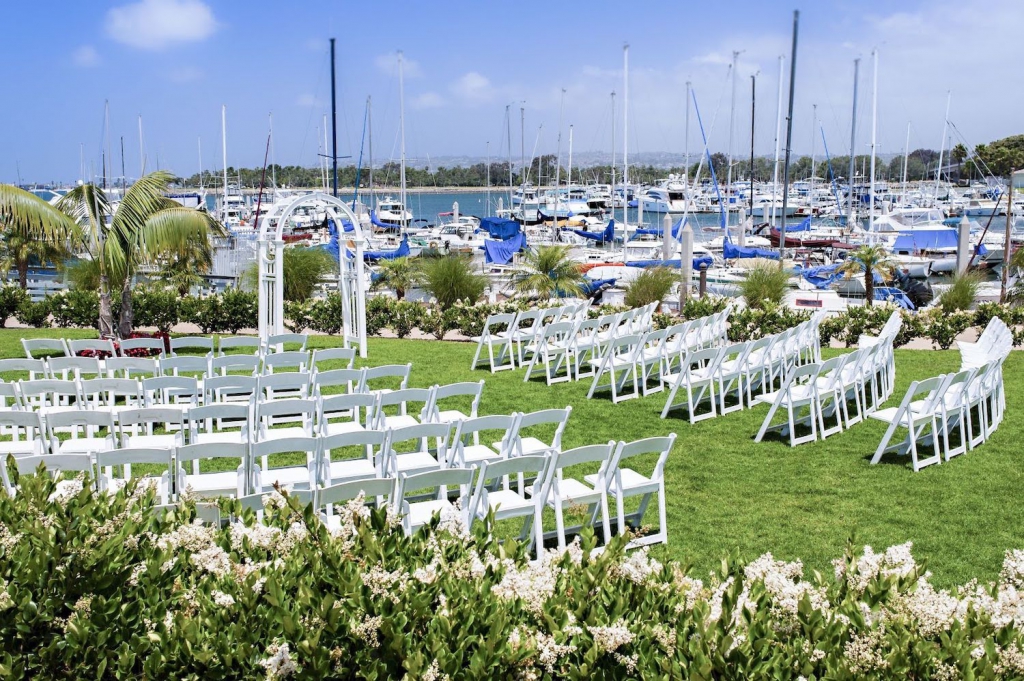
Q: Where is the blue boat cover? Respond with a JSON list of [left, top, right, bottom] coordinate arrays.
[[789, 217, 812, 232], [320, 219, 341, 261], [723, 237, 780, 260], [482, 231, 527, 265], [631, 218, 684, 239], [892, 228, 958, 252], [560, 278, 616, 298], [624, 256, 714, 270], [480, 217, 521, 240], [572, 219, 616, 243], [369, 210, 401, 231], [874, 286, 915, 310], [360, 237, 410, 262]]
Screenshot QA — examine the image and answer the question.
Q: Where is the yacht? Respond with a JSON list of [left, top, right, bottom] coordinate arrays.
[[375, 196, 413, 227]]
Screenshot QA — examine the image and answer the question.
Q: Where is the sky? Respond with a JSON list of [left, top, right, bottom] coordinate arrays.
[[2, 0, 1021, 184]]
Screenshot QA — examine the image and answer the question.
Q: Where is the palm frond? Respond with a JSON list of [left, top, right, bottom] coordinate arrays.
[[0, 184, 80, 240]]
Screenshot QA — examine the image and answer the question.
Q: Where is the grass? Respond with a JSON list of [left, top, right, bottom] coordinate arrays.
[[4, 328, 1023, 587]]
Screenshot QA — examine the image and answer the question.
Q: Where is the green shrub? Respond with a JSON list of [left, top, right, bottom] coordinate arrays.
[[48, 289, 99, 329], [738, 262, 790, 309], [938, 270, 983, 314], [15, 298, 50, 328], [727, 302, 810, 342], [2, 471, 1024, 678], [219, 289, 259, 334], [282, 248, 336, 302], [62, 257, 101, 291], [0, 284, 28, 327], [365, 296, 393, 337], [418, 304, 460, 340], [417, 255, 487, 309], [390, 300, 422, 339], [624, 267, 675, 309], [131, 287, 180, 333]]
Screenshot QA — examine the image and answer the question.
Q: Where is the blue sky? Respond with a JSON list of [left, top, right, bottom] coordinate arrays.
[[2, 0, 1020, 184]]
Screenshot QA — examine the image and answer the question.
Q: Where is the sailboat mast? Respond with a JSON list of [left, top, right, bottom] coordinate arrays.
[[330, 38, 339, 198], [868, 49, 878, 236], [269, 112, 276, 196], [398, 50, 407, 225], [610, 91, 616, 195], [934, 90, 951, 204], [847, 58, 860, 224], [726, 50, 739, 224], [901, 122, 910, 203], [750, 74, 756, 219], [198, 137, 203, 190], [623, 44, 629, 228], [554, 88, 565, 221], [520, 105, 525, 189], [486, 141, 491, 215], [771, 56, 784, 227], [507, 104, 513, 209], [366, 102, 373, 209], [778, 10, 799, 255], [684, 80, 691, 186], [221, 104, 228, 223], [809, 103, 817, 210]]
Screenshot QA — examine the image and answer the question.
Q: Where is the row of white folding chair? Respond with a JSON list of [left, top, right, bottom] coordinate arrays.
[[469, 301, 593, 373], [869, 359, 1004, 471], [21, 333, 334, 362], [511, 302, 593, 366]]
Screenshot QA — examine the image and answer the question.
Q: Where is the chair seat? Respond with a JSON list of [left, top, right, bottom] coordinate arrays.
[[478, 490, 533, 517], [755, 385, 815, 406], [586, 468, 657, 496], [500, 436, 553, 457], [183, 470, 241, 495], [192, 431, 245, 445], [380, 415, 420, 430], [534, 478, 600, 507], [435, 409, 469, 424], [258, 465, 311, 490], [588, 356, 639, 370], [55, 437, 113, 456], [325, 458, 375, 483], [0, 441, 46, 456], [322, 421, 365, 437], [407, 499, 455, 528], [259, 426, 311, 440], [868, 402, 933, 424], [124, 433, 180, 448], [393, 451, 440, 473], [460, 443, 501, 465]]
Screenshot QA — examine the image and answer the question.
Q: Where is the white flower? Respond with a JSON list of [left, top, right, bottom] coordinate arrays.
[[48, 479, 83, 505], [190, 545, 232, 577], [262, 491, 288, 510], [491, 557, 561, 616], [612, 548, 663, 585], [128, 564, 147, 586], [212, 590, 235, 607], [588, 620, 634, 654], [260, 640, 299, 679], [353, 615, 383, 648]]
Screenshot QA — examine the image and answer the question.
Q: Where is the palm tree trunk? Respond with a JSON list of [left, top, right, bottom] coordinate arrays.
[[16, 260, 28, 290], [865, 271, 874, 307], [98, 274, 114, 337], [118, 277, 134, 338]]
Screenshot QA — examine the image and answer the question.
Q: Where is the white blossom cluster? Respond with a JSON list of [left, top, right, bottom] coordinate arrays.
[[833, 542, 918, 593], [47, 479, 83, 506], [259, 639, 299, 680], [491, 555, 562, 616], [588, 620, 635, 654]]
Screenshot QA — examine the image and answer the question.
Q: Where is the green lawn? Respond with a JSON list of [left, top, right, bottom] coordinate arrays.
[[5, 328, 1023, 587]]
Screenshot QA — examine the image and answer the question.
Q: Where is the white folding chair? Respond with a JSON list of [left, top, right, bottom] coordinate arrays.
[[375, 387, 434, 430], [169, 336, 214, 357], [217, 336, 262, 356], [869, 374, 951, 471], [450, 414, 520, 468], [715, 342, 751, 415], [203, 375, 258, 405], [160, 356, 210, 379], [79, 378, 143, 416], [262, 351, 310, 375], [317, 477, 395, 531], [509, 309, 544, 366], [470, 313, 517, 373], [637, 327, 671, 396], [507, 407, 571, 458], [22, 338, 68, 359], [936, 368, 975, 461], [118, 337, 166, 358], [3, 453, 95, 498], [251, 436, 319, 492], [318, 392, 377, 436], [67, 339, 117, 359], [257, 372, 311, 401], [46, 356, 101, 381], [312, 368, 363, 397], [97, 447, 174, 503], [46, 409, 116, 457], [104, 357, 159, 379], [186, 403, 250, 445], [312, 347, 356, 371], [813, 354, 850, 440], [425, 380, 484, 424], [570, 317, 603, 381], [523, 321, 576, 385], [396, 467, 474, 536], [142, 376, 199, 412], [175, 442, 248, 498], [18, 379, 81, 418], [532, 442, 615, 551], [592, 434, 676, 547], [359, 364, 411, 395], [254, 398, 317, 440], [586, 333, 645, 403], [754, 362, 823, 447], [319, 430, 388, 486], [211, 354, 261, 377], [0, 410, 50, 458], [118, 407, 186, 449], [468, 454, 549, 555], [0, 358, 47, 382], [265, 333, 308, 353], [660, 347, 725, 423], [383, 422, 451, 477]]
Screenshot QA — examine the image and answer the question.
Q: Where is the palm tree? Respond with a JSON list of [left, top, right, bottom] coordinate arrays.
[[157, 230, 215, 296], [512, 244, 584, 299], [837, 244, 895, 307], [371, 256, 416, 300], [58, 170, 222, 337], [0, 184, 80, 289]]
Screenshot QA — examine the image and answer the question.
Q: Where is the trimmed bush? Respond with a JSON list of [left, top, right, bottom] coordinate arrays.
[[49, 289, 99, 329], [15, 298, 50, 328], [0, 285, 28, 327], [131, 287, 180, 333]]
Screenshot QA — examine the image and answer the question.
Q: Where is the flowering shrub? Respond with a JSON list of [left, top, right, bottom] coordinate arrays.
[[3, 471, 1024, 679]]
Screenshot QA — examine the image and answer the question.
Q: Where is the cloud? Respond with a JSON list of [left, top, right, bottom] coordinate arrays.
[[168, 66, 203, 83], [106, 0, 218, 50], [412, 92, 445, 109], [296, 93, 320, 108], [374, 53, 422, 78], [72, 45, 100, 68], [450, 72, 494, 104]]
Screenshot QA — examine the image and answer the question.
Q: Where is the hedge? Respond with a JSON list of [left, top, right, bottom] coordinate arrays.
[[1, 472, 1023, 678], [5, 282, 1024, 350]]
